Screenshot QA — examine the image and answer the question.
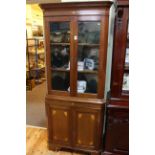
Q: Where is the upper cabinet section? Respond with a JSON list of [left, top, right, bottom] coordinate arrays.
[[110, 4, 129, 99], [122, 21, 129, 92], [40, 1, 113, 17], [40, 1, 114, 99]]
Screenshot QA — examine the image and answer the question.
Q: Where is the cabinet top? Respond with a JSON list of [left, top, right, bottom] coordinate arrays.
[[40, 1, 113, 10]]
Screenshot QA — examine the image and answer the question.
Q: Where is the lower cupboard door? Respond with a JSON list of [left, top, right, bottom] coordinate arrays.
[[73, 108, 101, 149], [47, 105, 71, 146]]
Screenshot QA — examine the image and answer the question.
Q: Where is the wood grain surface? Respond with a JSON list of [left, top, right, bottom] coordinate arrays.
[[26, 127, 84, 155]]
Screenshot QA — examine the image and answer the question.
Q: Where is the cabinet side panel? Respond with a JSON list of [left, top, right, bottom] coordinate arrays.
[[104, 4, 116, 99]]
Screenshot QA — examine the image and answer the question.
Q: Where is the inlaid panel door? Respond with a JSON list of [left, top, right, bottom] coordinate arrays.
[[105, 108, 129, 154], [47, 105, 72, 146], [73, 107, 101, 150]]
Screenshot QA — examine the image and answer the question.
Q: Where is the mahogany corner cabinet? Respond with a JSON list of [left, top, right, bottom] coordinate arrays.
[[40, 1, 115, 155]]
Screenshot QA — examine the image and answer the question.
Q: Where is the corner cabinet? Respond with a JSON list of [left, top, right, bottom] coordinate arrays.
[[40, 1, 114, 155]]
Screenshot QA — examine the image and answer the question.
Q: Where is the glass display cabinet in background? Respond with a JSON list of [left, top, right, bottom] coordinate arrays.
[[110, 1, 129, 99], [122, 22, 129, 93], [40, 1, 115, 155], [104, 0, 129, 155]]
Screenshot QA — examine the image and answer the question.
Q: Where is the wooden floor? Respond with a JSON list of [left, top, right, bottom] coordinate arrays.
[[26, 126, 84, 155]]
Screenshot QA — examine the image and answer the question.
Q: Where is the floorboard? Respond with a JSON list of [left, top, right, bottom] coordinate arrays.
[[26, 127, 84, 155]]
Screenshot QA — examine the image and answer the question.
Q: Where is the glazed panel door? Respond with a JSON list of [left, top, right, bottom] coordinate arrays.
[[110, 7, 129, 98], [44, 16, 75, 96], [73, 16, 109, 98], [122, 20, 129, 94]]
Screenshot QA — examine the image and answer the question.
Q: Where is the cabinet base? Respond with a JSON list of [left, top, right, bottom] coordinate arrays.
[[48, 143, 102, 155]]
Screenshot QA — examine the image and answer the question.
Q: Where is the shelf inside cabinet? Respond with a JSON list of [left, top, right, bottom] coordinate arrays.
[[31, 67, 45, 71], [78, 43, 100, 46], [51, 43, 70, 46], [52, 68, 70, 72], [78, 70, 98, 74], [122, 90, 129, 95], [124, 65, 129, 72]]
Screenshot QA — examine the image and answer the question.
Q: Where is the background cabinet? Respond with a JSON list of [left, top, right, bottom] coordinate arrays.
[[104, 106, 129, 155], [103, 0, 129, 154]]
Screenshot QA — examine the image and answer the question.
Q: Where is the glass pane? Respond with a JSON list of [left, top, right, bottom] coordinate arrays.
[[77, 46, 99, 71], [52, 71, 70, 91], [50, 22, 70, 92], [78, 22, 100, 44], [77, 73, 98, 93], [50, 22, 70, 70], [77, 21, 100, 94], [122, 73, 129, 91], [125, 21, 129, 67], [51, 45, 70, 69], [122, 21, 129, 92], [50, 22, 70, 43]]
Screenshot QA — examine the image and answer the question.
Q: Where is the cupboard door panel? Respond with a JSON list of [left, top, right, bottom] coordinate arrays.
[[73, 108, 100, 149], [105, 107, 129, 154], [77, 113, 95, 146], [47, 105, 71, 146]]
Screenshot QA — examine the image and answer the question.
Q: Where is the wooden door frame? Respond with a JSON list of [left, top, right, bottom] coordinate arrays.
[[73, 15, 110, 99], [44, 16, 74, 96]]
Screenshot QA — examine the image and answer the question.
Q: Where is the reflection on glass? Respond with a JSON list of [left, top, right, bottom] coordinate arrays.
[[77, 73, 98, 94], [50, 22, 70, 70], [52, 71, 70, 91], [125, 48, 129, 66], [50, 22, 70, 43], [78, 22, 100, 44], [51, 45, 70, 69], [50, 22, 70, 92], [77, 21, 100, 71], [122, 73, 129, 91], [125, 22, 129, 66], [77, 21, 100, 94], [78, 46, 99, 71]]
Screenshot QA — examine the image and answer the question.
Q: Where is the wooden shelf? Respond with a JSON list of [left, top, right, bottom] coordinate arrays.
[[51, 43, 70, 46], [122, 90, 129, 95], [31, 67, 45, 71], [124, 65, 129, 72], [52, 68, 70, 72], [78, 43, 100, 46], [78, 70, 98, 74], [51, 68, 97, 74]]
